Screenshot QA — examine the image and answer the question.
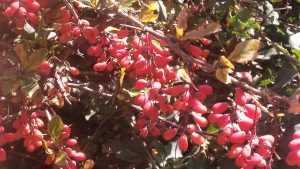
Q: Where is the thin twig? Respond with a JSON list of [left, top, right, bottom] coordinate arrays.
[[54, 72, 72, 105], [61, 0, 79, 24]]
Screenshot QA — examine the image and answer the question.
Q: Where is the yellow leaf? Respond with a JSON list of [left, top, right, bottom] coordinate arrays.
[[181, 22, 221, 40], [176, 28, 184, 37], [104, 26, 119, 33], [215, 68, 231, 84], [147, 1, 158, 11], [177, 68, 192, 83], [119, 67, 126, 87], [90, 0, 99, 7], [220, 55, 235, 69], [141, 1, 158, 15], [228, 39, 261, 63], [140, 11, 159, 23]]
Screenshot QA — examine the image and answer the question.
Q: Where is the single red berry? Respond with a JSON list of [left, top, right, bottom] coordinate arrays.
[[69, 67, 79, 76], [162, 128, 178, 141], [178, 134, 188, 151]]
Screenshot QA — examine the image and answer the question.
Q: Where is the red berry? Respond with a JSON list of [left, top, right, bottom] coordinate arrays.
[[241, 144, 251, 158], [212, 102, 229, 114], [190, 132, 205, 145], [228, 144, 243, 158], [0, 148, 6, 162], [69, 67, 79, 76], [289, 139, 300, 151], [244, 104, 261, 119], [39, 61, 51, 75], [192, 113, 208, 128], [238, 116, 254, 131], [198, 84, 213, 95], [190, 98, 207, 114], [139, 128, 148, 138], [186, 124, 197, 134], [4, 7, 16, 17], [178, 134, 188, 151], [73, 152, 86, 161], [162, 128, 178, 141], [93, 62, 107, 71], [217, 134, 228, 145], [200, 38, 212, 45], [18, 7, 27, 16], [68, 160, 77, 169], [293, 131, 300, 140], [229, 131, 246, 144], [235, 88, 251, 105], [66, 139, 78, 147], [135, 79, 148, 89]]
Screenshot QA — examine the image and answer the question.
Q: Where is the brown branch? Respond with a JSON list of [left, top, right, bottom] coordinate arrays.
[[115, 9, 215, 72], [54, 72, 72, 105]]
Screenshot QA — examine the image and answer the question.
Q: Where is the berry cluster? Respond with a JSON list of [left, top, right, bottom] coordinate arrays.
[[3, 0, 42, 27], [286, 130, 300, 167], [44, 125, 86, 169]]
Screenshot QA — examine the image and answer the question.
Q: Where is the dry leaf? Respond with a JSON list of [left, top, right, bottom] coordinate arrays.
[[176, 28, 184, 37], [181, 22, 221, 40], [140, 11, 159, 22], [215, 68, 232, 84], [220, 55, 235, 69], [140, 1, 159, 23], [176, 4, 189, 30], [288, 94, 300, 114], [228, 39, 261, 63]]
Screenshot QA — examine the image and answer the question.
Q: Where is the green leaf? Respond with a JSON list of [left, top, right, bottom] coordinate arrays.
[[21, 74, 41, 98], [48, 115, 64, 143], [258, 79, 274, 87], [1, 80, 23, 96], [229, 9, 252, 30], [292, 48, 300, 62], [206, 123, 220, 134], [23, 48, 48, 71], [54, 151, 67, 165], [14, 44, 28, 67]]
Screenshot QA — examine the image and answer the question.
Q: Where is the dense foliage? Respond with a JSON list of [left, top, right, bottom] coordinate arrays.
[[0, 0, 300, 169]]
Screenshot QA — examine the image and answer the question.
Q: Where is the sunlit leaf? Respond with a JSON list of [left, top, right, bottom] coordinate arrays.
[[140, 11, 159, 23], [228, 39, 261, 63], [90, 0, 99, 7], [84, 159, 95, 169], [21, 74, 41, 99], [215, 68, 231, 84], [147, 1, 158, 11], [176, 28, 184, 37], [119, 67, 126, 87], [220, 56, 235, 69], [177, 68, 192, 83], [54, 151, 67, 165], [181, 22, 221, 40], [206, 123, 220, 134], [48, 115, 63, 143]]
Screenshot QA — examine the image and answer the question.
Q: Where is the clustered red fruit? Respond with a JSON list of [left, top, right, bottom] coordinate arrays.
[[207, 85, 273, 169], [133, 83, 213, 152], [286, 130, 300, 167], [3, 0, 41, 27]]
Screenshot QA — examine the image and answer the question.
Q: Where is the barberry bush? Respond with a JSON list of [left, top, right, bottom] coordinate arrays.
[[0, 0, 300, 168]]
